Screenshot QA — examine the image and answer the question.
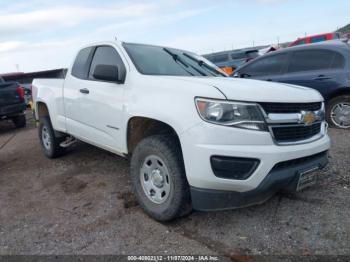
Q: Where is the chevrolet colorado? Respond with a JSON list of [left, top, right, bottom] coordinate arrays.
[[0, 76, 26, 128], [33, 41, 330, 221]]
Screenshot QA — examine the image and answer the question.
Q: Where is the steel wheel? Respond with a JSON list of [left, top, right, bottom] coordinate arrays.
[[140, 155, 171, 204], [131, 135, 191, 221], [41, 126, 52, 150], [330, 102, 350, 128]]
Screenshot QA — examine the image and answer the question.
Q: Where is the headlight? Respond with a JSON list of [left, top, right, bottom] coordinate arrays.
[[195, 98, 267, 131]]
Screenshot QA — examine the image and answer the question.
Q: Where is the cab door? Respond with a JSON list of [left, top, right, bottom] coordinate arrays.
[[276, 49, 346, 99], [64, 45, 127, 153]]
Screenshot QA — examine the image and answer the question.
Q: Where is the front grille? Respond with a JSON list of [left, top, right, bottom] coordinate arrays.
[[271, 123, 321, 143], [259, 102, 324, 144], [259, 102, 322, 114]]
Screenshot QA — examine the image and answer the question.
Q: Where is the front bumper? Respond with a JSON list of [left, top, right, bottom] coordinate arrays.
[[190, 151, 328, 211], [180, 122, 330, 191], [179, 121, 330, 210]]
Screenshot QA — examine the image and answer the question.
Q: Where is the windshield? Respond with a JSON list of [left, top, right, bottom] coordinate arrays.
[[123, 43, 227, 77]]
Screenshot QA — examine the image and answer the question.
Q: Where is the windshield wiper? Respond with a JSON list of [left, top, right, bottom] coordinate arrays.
[[163, 48, 196, 76], [164, 48, 209, 76], [183, 53, 227, 77]]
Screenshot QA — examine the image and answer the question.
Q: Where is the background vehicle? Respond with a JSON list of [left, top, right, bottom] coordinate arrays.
[[21, 83, 32, 108], [288, 32, 340, 47], [233, 40, 350, 128], [203, 48, 262, 74], [33, 41, 329, 221], [0, 76, 27, 128]]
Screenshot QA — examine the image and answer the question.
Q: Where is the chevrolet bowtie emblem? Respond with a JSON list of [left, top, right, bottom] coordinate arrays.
[[300, 111, 316, 125]]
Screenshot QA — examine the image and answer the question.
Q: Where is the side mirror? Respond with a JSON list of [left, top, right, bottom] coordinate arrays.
[[93, 64, 121, 82]]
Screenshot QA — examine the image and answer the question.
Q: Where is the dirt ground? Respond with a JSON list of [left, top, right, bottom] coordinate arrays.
[[0, 112, 349, 260]]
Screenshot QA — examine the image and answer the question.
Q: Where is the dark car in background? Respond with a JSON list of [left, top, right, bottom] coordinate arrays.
[[203, 48, 262, 74], [233, 40, 350, 128], [0, 76, 26, 128]]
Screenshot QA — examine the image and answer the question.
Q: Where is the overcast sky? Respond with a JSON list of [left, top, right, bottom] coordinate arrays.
[[0, 0, 349, 74]]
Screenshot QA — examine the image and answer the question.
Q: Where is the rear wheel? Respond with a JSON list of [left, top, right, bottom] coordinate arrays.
[[12, 114, 26, 128], [326, 95, 350, 129], [39, 116, 66, 158], [130, 135, 192, 221]]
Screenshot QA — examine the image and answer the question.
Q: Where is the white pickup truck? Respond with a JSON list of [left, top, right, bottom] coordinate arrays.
[[33, 41, 330, 221]]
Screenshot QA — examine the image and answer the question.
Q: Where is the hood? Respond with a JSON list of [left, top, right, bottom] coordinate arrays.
[[167, 76, 324, 103]]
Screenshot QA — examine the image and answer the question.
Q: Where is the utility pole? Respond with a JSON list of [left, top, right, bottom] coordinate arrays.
[[15, 64, 19, 72]]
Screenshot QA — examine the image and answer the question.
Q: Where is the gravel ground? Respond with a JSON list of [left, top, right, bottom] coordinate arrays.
[[0, 112, 349, 260]]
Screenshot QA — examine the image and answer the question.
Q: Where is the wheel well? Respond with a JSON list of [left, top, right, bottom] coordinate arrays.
[[327, 89, 350, 102], [37, 102, 49, 118], [127, 117, 181, 154]]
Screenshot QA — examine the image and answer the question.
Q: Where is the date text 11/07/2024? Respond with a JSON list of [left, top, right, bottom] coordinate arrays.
[[127, 255, 219, 261]]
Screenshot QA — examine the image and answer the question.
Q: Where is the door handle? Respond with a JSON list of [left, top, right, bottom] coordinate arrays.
[[79, 88, 89, 94], [313, 75, 331, 81]]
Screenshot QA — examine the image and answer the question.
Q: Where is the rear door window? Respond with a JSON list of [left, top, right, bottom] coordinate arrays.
[[310, 35, 327, 43], [210, 54, 229, 63], [71, 47, 94, 79], [240, 53, 288, 76], [287, 50, 336, 73], [331, 52, 345, 69]]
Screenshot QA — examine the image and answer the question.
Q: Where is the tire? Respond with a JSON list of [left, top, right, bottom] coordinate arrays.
[[326, 95, 350, 129], [38, 116, 66, 158], [130, 135, 192, 221], [12, 114, 26, 128]]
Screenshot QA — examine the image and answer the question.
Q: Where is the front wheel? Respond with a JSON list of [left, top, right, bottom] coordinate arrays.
[[326, 95, 350, 129], [130, 135, 191, 221], [39, 116, 66, 158]]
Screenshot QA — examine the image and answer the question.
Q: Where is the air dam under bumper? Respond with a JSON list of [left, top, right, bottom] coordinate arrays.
[[191, 151, 328, 211]]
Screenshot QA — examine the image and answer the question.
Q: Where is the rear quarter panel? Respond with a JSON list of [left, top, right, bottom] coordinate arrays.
[[33, 79, 66, 132]]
